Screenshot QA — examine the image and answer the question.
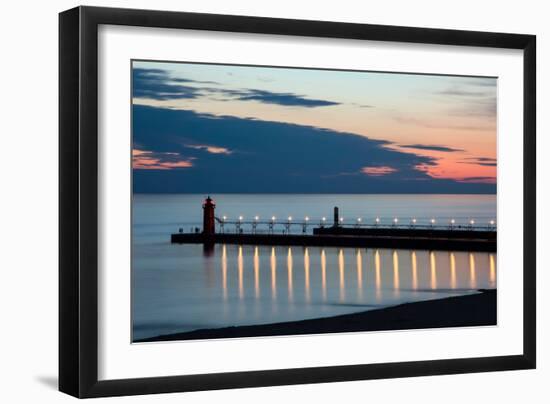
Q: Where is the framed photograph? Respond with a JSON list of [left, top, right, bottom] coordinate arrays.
[[59, 6, 536, 398]]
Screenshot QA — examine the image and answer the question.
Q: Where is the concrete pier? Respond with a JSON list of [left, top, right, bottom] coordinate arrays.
[[313, 226, 496, 240], [171, 231, 496, 252]]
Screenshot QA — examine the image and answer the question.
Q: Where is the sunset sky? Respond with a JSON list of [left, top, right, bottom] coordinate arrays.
[[132, 60, 496, 193]]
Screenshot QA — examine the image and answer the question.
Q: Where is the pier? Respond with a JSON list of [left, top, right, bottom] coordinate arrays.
[[170, 198, 496, 252], [171, 232, 495, 252]]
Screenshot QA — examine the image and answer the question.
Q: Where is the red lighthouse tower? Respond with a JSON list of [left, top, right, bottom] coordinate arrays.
[[202, 196, 216, 235]]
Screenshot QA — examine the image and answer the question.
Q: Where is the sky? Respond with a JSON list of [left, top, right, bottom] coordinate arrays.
[[132, 60, 497, 194]]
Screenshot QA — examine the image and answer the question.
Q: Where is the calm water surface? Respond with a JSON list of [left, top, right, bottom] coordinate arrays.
[[132, 194, 497, 341]]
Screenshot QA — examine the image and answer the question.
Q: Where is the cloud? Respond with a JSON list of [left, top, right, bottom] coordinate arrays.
[[133, 67, 341, 108], [185, 144, 232, 155], [218, 88, 341, 108], [437, 81, 496, 98], [414, 163, 436, 174], [170, 77, 219, 85], [393, 116, 492, 131], [457, 78, 497, 88], [132, 68, 205, 100], [460, 157, 497, 167], [455, 176, 496, 184], [132, 149, 194, 170], [437, 88, 489, 97], [471, 157, 496, 162], [434, 82, 497, 119], [132, 105, 496, 194], [447, 96, 497, 118], [361, 166, 398, 176], [399, 144, 464, 153]]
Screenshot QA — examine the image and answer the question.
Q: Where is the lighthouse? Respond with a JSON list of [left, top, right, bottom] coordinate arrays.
[[202, 196, 216, 235]]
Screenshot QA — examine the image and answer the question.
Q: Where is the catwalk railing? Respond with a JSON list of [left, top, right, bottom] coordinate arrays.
[[202, 217, 497, 235]]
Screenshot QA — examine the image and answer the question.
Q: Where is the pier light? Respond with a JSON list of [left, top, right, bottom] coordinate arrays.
[[220, 216, 226, 234], [322, 217, 326, 222], [430, 218, 436, 226], [451, 219, 456, 224], [252, 216, 259, 233], [271, 216, 276, 222], [489, 220, 495, 226], [412, 218, 417, 224], [236, 216, 243, 234], [305, 216, 309, 222], [285, 216, 292, 234], [339, 217, 344, 223], [375, 217, 380, 223], [393, 218, 399, 224], [470, 219, 475, 225], [357, 217, 362, 222]]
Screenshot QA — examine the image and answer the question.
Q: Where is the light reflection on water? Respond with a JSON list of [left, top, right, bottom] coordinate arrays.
[[133, 243, 496, 340], [430, 252, 437, 290], [393, 250, 400, 296], [450, 252, 456, 289], [412, 251, 418, 290]]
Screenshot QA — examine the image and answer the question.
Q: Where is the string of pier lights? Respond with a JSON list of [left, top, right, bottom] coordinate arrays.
[[217, 215, 497, 233], [366, 216, 496, 229]]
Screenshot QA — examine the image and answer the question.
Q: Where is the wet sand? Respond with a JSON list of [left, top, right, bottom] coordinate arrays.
[[136, 289, 496, 343]]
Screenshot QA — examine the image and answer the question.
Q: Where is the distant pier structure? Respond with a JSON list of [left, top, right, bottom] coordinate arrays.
[[333, 207, 340, 227], [172, 201, 496, 252]]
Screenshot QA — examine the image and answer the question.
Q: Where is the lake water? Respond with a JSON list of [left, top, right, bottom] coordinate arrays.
[[132, 194, 497, 341]]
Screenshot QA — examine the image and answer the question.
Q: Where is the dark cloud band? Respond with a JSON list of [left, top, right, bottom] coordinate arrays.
[[399, 144, 464, 153], [133, 67, 341, 108], [132, 104, 495, 194]]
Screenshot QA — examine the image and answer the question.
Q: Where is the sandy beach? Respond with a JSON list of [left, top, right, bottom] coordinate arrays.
[[136, 289, 496, 343]]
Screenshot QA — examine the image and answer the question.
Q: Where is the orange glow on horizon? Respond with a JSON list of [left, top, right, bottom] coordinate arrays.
[[387, 145, 496, 184]]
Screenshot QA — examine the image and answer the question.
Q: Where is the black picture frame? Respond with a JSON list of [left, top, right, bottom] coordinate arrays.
[[59, 6, 536, 398]]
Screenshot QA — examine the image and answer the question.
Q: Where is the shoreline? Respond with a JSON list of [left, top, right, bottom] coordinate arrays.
[[136, 289, 496, 343]]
